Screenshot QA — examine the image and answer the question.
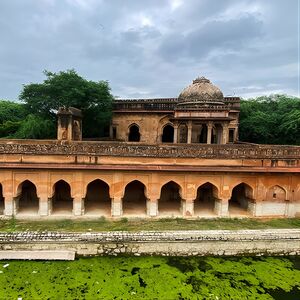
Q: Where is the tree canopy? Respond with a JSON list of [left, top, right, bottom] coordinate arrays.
[[19, 70, 113, 138], [239, 95, 300, 145], [0, 70, 299, 146]]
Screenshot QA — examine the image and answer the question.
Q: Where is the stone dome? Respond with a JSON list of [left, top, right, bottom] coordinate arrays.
[[177, 76, 224, 107]]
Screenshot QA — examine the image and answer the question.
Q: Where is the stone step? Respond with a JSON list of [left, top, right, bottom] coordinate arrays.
[[0, 250, 75, 260]]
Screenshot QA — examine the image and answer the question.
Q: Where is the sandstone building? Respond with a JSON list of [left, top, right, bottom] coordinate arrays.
[[0, 77, 299, 219]]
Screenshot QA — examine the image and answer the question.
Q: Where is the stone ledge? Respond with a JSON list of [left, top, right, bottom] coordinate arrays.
[[0, 229, 299, 243], [0, 250, 75, 260]]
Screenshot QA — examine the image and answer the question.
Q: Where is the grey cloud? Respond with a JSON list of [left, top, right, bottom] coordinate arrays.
[[0, 0, 298, 100]]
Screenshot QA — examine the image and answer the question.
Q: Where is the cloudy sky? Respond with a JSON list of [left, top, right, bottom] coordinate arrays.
[[0, 0, 299, 100]]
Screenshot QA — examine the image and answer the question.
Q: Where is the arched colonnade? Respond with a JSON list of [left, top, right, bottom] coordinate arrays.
[[0, 175, 297, 218]]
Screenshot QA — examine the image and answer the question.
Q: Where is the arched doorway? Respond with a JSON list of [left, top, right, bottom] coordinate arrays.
[[123, 180, 147, 216], [51, 180, 73, 214], [17, 180, 39, 215], [199, 125, 208, 143], [229, 183, 253, 216], [85, 179, 110, 216], [158, 181, 182, 216], [194, 183, 218, 216], [162, 125, 174, 143], [0, 184, 4, 215], [128, 124, 140, 142]]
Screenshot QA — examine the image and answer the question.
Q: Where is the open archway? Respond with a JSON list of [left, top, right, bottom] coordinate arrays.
[[128, 124, 140, 142], [199, 124, 208, 143], [162, 124, 174, 143], [158, 181, 182, 216], [229, 183, 253, 216], [0, 184, 4, 215], [16, 180, 39, 215], [122, 180, 147, 216], [194, 182, 218, 216], [84, 179, 111, 216], [51, 180, 73, 215]]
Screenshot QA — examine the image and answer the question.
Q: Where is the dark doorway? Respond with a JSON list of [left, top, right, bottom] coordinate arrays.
[[199, 125, 208, 143], [229, 183, 252, 215], [194, 183, 218, 216], [85, 179, 111, 216], [0, 184, 4, 215], [52, 180, 73, 214], [128, 125, 140, 142], [17, 180, 39, 214], [159, 181, 181, 216], [229, 129, 234, 143], [162, 125, 174, 143], [123, 180, 147, 216]]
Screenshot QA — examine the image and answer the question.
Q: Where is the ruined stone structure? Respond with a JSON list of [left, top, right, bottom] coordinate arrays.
[[0, 77, 299, 219]]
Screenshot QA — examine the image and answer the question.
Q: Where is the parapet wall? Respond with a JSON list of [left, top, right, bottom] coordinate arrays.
[[1, 229, 299, 257], [0, 140, 299, 159]]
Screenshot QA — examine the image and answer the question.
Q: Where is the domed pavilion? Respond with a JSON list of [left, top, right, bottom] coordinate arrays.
[[112, 76, 240, 145]]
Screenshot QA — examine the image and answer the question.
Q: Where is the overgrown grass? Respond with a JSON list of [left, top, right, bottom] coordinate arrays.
[[0, 217, 299, 232]]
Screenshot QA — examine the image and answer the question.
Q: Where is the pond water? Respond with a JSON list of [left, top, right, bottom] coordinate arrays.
[[0, 256, 299, 299]]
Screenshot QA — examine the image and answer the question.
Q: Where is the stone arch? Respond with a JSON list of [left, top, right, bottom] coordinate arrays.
[[162, 124, 174, 143], [84, 179, 111, 216], [267, 185, 287, 202], [158, 181, 182, 216], [122, 180, 147, 216], [194, 182, 219, 216], [128, 124, 140, 142], [51, 180, 73, 215], [229, 183, 253, 215], [15, 180, 39, 215], [82, 178, 111, 200]]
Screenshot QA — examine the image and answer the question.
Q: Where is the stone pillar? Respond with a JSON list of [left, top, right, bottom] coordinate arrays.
[[73, 197, 84, 216], [214, 199, 229, 217], [182, 199, 194, 217], [67, 115, 73, 141], [173, 124, 178, 143], [39, 198, 50, 216], [221, 123, 229, 144], [13, 197, 18, 215], [147, 199, 158, 217], [111, 197, 122, 217], [4, 198, 14, 216], [187, 121, 192, 144], [207, 122, 213, 144], [234, 127, 239, 142]]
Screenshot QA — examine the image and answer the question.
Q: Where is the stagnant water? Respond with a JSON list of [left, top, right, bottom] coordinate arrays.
[[0, 256, 299, 299]]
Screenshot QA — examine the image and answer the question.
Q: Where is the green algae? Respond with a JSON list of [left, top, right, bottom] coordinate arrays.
[[0, 256, 299, 299]]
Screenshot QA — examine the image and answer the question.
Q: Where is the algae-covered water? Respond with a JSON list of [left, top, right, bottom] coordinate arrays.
[[0, 256, 299, 300]]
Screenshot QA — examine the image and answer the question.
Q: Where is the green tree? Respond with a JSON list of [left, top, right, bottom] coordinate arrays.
[[239, 94, 300, 145], [19, 70, 113, 138], [0, 100, 28, 138]]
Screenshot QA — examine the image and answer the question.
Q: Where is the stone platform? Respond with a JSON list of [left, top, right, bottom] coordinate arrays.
[[0, 229, 299, 257]]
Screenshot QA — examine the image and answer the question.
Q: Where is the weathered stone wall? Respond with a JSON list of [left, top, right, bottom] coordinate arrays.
[[0, 229, 299, 256]]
